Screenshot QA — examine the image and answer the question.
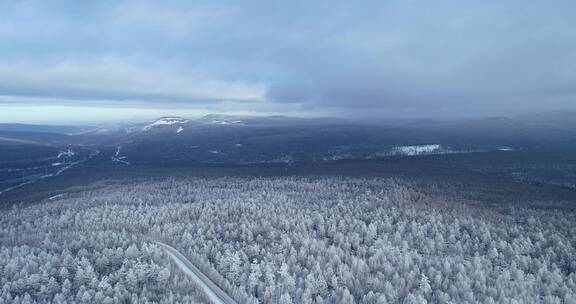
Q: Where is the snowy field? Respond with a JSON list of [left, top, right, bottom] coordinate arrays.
[[1, 177, 576, 303]]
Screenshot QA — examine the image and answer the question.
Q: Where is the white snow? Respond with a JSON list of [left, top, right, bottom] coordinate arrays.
[[111, 146, 130, 165], [198, 114, 247, 125], [57, 149, 75, 158], [210, 119, 243, 125], [391, 144, 442, 156], [47, 194, 65, 200], [142, 117, 189, 131]]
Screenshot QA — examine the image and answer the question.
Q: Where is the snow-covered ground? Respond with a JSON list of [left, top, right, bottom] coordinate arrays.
[[47, 193, 66, 200], [57, 149, 76, 158], [391, 144, 442, 156], [111, 146, 130, 165], [203, 115, 245, 125], [368, 144, 503, 159], [380, 144, 512, 157], [210, 119, 243, 125], [142, 117, 189, 131]]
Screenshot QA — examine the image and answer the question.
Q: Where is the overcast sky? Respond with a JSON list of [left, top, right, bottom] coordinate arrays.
[[1, 0, 575, 123]]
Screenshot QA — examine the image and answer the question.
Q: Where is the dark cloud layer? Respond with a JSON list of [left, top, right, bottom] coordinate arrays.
[[1, 0, 575, 121]]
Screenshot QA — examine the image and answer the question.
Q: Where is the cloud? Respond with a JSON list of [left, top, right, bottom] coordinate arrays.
[[0, 57, 265, 104], [0, 0, 575, 120]]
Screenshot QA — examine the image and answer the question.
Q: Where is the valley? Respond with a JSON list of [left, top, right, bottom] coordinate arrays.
[[1, 114, 575, 207]]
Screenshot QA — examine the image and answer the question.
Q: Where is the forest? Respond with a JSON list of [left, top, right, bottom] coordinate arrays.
[[1, 177, 576, 303]]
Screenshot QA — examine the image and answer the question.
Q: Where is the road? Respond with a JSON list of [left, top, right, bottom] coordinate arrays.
[[155, 241, 238, 304]]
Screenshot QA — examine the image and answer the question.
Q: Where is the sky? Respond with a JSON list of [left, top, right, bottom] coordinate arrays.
[[0, 0, 575, 124]]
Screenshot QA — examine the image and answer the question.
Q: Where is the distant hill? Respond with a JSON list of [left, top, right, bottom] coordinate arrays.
[[81, 115, 509, 164], [4, 111, 575, 165]]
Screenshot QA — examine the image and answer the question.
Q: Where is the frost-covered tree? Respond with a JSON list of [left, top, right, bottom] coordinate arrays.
[[1, 177, 575, 303]]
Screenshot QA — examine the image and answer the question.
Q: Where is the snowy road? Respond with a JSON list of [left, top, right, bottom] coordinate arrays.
[[155, 241, 238, 304]]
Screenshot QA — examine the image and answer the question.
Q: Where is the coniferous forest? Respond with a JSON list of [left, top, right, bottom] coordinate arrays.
[[2, 177, 575, 303]]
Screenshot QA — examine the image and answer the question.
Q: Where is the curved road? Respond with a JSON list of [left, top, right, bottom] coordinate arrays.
[[155, 241, 238, 304]]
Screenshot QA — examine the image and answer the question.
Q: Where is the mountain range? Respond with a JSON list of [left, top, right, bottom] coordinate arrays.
[[1, 112, 575, 166]]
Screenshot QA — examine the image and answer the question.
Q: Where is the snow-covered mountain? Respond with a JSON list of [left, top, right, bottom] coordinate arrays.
[[199, 114, 245, 125], [142, 117, 190, 131], [72, 114, 528, 165]]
